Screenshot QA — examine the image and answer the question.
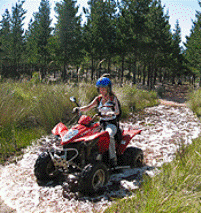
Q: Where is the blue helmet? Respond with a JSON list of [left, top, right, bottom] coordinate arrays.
[[96, 77, 112, 88]]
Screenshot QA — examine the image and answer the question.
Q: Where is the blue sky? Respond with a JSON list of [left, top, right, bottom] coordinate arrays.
[[161, 0, 200, 44], [0, 0, 200, 45]]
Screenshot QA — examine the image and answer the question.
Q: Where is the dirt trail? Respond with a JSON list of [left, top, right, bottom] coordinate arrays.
[[0, 167, 16, 213], [0, 199, 16, 213], [160, 83, 192, 105]]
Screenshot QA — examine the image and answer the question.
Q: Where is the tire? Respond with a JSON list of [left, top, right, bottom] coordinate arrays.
[[122, 147, 144, 168], [79, 162, 109, 194], [34, 152, 59, 181]]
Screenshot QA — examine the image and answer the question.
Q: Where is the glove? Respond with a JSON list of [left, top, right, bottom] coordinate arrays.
[[72, 107, 80, 114]]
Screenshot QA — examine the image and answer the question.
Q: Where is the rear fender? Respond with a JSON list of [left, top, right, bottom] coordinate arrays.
[[117, 129, 142, 155], [122, 129, 142, 139]]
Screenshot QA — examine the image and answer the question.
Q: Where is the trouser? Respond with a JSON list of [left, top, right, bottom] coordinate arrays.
[[103, 123, 117, 160]]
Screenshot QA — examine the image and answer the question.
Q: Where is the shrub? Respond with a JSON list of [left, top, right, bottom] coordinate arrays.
[[188, 89, 201, 117], [114, 85, 159, 119]]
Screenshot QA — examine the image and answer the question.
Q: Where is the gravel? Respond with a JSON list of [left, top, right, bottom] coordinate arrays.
[[0, 104, 200, 213]]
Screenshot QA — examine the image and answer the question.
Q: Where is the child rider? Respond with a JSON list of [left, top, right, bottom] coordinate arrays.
[[73, 76, 120, 167]]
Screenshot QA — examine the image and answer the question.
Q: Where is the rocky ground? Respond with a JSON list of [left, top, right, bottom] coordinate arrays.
[[0, 84, 200, 213]]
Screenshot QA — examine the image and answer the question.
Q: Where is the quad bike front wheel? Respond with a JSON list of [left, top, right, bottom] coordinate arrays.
[[34, 152, 60, 181], [79, 162, 109, 194]]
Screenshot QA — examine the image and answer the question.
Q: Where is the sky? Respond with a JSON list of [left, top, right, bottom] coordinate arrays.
[[0, 0, 200, 46]]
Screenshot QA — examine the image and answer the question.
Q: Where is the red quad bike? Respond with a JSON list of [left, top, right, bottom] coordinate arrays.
[[34, 97, 143, 194]]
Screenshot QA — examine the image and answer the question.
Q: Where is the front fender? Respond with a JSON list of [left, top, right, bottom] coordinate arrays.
[[74, 131, 110, 153]]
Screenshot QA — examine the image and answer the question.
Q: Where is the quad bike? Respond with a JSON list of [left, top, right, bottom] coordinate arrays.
[[34, 97, 143, 194]]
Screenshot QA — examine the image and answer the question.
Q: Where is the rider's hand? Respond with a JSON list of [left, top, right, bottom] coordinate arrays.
[[105, 111, 115, 116], [72, 107, 80, 114], [92, 113, 99, 121]]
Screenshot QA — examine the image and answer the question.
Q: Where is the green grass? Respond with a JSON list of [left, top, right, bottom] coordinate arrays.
[[0, 126, 46, 163], [0, 80, 158, 163], [188, 88, 201, 117], [114, 85, 159, 119], [104, 87, 201, 213], [104, 138, 201, 213], [0, 81, 76, 163]]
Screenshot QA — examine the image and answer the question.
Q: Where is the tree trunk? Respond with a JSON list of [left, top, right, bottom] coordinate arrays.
[[142, 65, 146, 85], [62, 61, 67, 81], [172, 75, 175, 85], [76, 66, 79, 83], [158, 68, 162, 83], [86, 67, 88, 83], [148, 63, 154, 90], [137, 65, 141, 83], [199, 75, 201, 87], [120, 55, 124, 86], [147, 63, 150, 87], [153, 67, 157, 85], [98, 61, 102, 78], [107, 58, 111, 74], [132, 60, 136, 85], [91, 55, 94, 82]]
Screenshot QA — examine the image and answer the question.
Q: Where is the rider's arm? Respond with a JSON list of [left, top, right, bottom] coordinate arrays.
[[79, 97, 99, 112]]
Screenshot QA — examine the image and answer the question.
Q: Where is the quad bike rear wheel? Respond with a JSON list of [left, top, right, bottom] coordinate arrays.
[[79, 162, 109, 194], [34, 152, 60, 181], [119, 147, 143, 168]]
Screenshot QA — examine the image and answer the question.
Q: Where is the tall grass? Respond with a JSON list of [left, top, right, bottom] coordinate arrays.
[[0, 82, 77, 162], [104, 137, 201, 213], [188, 88, 201, 117], [0, 81, 158, 163], [0, 82, 30, 127], [114, 85, 159, 119]]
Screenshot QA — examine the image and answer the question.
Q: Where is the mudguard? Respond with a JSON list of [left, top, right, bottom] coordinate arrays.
[[74, 131, 110, 153], [52, 122, 68, 137], [117, 129, 142, 155]]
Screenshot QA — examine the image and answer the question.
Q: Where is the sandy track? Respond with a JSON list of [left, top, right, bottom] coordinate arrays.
[[0, 104, 200, 213]]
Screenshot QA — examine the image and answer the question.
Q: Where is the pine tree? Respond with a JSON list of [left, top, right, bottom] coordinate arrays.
[[83, 0, 117, 80], [185, 1, 201, 86], [115, 5, 130, 83], [37, 0, 52, 78], [25, 0, 53, 78], [95, 0, 117, 74], [144, 0, 172, 88], [24, 16, 40, 76], [117, 0, 151, 85], [170, 19, 183, 84], [82, 0, 98, 81], [55, 0, 82, 80], [10, 0, 26, 78], [0, 9, 12, 77]]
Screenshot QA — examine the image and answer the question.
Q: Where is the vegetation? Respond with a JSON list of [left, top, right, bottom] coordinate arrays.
[[103, 88, 201, 212], [1, 0, 200, 88], [0, 81, 158, 163], [185, 1, 201, 87], [188, 88, 201, 117], [0, 1, 200, 211], [114, 84, 158, 118], [104, 137, 201, 213]]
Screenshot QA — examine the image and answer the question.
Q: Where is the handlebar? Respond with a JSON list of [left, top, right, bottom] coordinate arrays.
[[70, 96, 115, 121]]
